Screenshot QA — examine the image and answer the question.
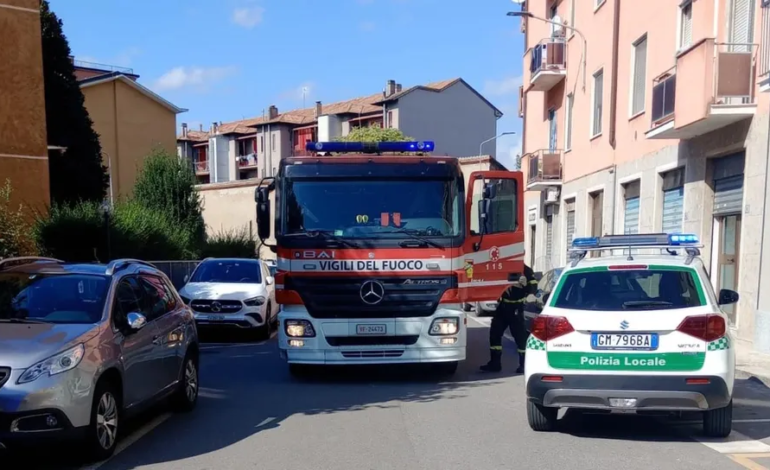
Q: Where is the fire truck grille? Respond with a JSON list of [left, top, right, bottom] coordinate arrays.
[[286, 275, 456, 319]]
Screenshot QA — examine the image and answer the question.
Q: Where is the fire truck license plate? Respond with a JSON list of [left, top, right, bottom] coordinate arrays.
[[356, 324, 386, 335]]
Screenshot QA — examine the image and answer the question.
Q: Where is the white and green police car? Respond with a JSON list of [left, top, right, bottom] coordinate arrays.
[[524, 233, 738, 438]]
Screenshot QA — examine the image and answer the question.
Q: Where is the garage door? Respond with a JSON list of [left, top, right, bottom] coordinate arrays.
[[662, 168, 684, 234], [713, 152, 745, 216]]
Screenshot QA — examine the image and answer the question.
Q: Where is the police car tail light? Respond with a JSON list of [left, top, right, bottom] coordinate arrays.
[[285, 319, 316, 338], [676, 314, 725, 342], [530, 316, 574, 341]]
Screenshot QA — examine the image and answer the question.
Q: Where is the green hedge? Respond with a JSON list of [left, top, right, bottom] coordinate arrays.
[[0, 179, 37, 258], [200, 228, 258, 259]]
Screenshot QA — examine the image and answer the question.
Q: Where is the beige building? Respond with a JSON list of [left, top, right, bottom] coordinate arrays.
[[75, 60, 186, 200], [0, 0, 50, 215], [177, 78, 504, 185], [518, 0, 770, 351]]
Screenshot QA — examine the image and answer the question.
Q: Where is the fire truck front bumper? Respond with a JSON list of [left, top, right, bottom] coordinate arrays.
[[277, 307, 467, 365]]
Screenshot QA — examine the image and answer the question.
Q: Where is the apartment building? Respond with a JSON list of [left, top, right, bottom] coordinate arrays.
[[0, 0, 50, 214], [74, 59, 187, 199], [518, 0, 770, 350], [177, 78, 504, 185]]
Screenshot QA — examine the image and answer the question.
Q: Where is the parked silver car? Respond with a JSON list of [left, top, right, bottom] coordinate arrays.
[[0, 257, 200, 461]]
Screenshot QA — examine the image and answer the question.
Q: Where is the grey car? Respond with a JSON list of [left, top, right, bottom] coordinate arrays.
[[0, 257, 200, 461]]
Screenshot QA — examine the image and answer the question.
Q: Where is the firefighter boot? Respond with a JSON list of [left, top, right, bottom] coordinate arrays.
[[480, 349, 503, 372], [515, 352, 525, 374]]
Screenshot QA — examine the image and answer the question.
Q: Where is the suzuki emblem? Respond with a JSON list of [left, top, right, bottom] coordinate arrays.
[[620, 320, 629, 330]]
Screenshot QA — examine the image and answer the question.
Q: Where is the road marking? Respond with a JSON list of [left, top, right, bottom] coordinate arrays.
[[672, 419, 770, 426], [78, 412, 171, 470], [256, 417, 276, 428], [696, 431, 770, 454], [468, 316, 516, 343], [728, 453, 770, 470], [201, 342, 266, 350]]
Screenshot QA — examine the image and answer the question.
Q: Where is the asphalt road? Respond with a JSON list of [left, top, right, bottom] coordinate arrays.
[[10, 318, 770, 470]]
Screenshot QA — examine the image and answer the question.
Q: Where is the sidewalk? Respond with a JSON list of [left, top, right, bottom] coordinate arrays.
[[735, 339, 770, 387]]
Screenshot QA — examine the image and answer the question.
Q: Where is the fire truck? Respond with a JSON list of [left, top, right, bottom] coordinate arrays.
[[255, 140, 524, 376]]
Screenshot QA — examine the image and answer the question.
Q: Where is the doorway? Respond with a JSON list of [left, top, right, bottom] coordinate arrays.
[[716, 214, 741, 323], [530, 225, 537, 267], [590, 191, 603, 257]]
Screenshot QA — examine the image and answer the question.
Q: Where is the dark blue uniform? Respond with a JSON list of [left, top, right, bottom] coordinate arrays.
[[480, 264, 538, 373]]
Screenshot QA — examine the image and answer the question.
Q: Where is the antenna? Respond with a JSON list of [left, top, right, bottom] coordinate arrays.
[[302, 86, 309, 109]]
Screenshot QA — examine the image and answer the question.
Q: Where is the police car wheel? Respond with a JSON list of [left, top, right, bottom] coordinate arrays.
[[703, 400, 733, 438], [527, 400, 557, 432]]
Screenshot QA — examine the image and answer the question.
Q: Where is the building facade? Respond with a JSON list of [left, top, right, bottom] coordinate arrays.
[[518, 0, 770, 350], [177, 78, 504, 185], [0, 0, 50, 214]]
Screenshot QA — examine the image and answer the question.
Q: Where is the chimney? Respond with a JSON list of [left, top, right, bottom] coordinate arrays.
[[211, 122, 218, 133], [199, 124, 203, 132], [268, 105, 278, 120], [181, 122, 188, 137], [386, 79, 396, 97], [315, 101, 322, 119], [395, 83, 403, 93]]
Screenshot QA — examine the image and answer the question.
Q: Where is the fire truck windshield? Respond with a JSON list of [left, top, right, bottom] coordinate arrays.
[[284, 179, 461, 239]]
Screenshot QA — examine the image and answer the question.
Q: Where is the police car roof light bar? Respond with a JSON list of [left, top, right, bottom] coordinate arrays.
[[305, 141, 435, 154], [568, 233, 702, 267]]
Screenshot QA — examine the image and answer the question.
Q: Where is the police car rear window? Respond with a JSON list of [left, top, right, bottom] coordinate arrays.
[[550, 267, 705, 311]]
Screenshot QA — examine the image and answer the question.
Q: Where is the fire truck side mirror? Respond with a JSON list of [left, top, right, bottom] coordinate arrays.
[[256, 187, 271, 241], [478, 199, 492, 234]]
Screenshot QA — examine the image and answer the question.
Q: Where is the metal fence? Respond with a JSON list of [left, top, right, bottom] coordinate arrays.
[[149, 260, 200, 289]]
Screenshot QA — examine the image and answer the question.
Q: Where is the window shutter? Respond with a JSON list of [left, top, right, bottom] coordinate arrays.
[[632, 38, 647, 115]]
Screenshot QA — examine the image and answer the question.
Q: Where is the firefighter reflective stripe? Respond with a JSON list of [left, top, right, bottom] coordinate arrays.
[[490, 346, 503, 351], [529, 280, 539, 285], [501, 298, 525, 304], [517, 349, 526, 353]]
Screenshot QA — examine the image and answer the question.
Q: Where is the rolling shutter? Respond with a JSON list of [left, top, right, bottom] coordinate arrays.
[[713, 152, 746, 216], [546, 215, 554, 259], [662, 168, 684, 234], [623, 180, 641, 234], [565, 200, 576, 256], [731, 0, 753, 50]]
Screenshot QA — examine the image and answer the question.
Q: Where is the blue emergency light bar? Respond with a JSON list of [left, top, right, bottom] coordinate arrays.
[[305, 141, 435, 153], [571, 233, 700, 249]]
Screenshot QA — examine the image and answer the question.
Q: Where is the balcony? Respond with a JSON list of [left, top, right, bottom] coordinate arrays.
[[238, 154, 257, 168], [526, 149, 563, 191], [194, 160, 209, 174], [646, 39, 757, 140], [526, 38, 567, 92]]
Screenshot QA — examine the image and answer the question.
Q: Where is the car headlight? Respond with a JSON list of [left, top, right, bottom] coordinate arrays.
[[244, 296, 266, 307], [17, 344, 85, 385], [285, 319, 315, 337], [430, 318, 459, 336]]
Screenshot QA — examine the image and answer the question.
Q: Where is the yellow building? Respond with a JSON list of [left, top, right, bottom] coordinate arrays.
[[75, 61, 186, 200]]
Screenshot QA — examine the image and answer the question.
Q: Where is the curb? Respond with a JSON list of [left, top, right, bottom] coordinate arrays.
[[736, 367, 770, 388]]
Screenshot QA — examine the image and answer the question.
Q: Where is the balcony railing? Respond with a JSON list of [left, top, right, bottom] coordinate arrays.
[[526, 149, 563, 190], [647, 40, 757, 140], [525, 37, 567, 92], [194, 160, 209, 173], [238, 154, 257, 168]]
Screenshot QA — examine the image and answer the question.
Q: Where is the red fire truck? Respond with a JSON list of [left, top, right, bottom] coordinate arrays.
[[255, 140, 524, 376]]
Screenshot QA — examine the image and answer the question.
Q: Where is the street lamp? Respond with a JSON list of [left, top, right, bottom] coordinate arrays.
[[507, 10, 588, 92], [479, 131, 516, 158]]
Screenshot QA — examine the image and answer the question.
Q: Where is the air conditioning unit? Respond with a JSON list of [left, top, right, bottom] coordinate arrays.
[[544, 187, 560, 205]]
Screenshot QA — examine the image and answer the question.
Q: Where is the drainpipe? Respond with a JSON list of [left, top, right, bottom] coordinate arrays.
[[608, 0, 621, 234]]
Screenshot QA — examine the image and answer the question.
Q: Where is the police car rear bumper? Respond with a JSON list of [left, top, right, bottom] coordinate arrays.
[[526, 374, 731, 411]]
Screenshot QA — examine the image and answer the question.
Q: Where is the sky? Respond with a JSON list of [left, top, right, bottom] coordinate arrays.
[[49, 0, 525, 169]]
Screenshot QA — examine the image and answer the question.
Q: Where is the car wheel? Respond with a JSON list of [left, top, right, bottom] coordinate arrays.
[[256, 305, 272, 341], [85, 381, 120, 461], [172, 350, 199, 412], [433, 361, 458, 376], [527, 400, 557, 432], [703, 399, 733, 438]]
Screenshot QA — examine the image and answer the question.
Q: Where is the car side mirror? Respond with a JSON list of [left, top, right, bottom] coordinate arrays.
[[256, 187, 271, 241], [718, 289, 739, 306], [127, 312, 147, 331], [266, 276, 274, 286]]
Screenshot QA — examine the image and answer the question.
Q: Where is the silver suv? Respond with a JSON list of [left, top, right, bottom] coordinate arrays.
[[0, 257, 200, 461]]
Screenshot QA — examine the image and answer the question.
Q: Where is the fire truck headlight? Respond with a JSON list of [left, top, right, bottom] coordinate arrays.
[[429, 318, 459, 336], [285, 320, 316, 337]]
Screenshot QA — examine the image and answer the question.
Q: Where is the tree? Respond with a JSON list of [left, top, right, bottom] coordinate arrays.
[[0, 180, 37, 258], [41, 1, 108, 205], [132, 147, 206, 249], [337, 125, 413, 142]]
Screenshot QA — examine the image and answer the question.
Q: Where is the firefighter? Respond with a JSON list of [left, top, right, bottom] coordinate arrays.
[[480, 264, 538, 374]]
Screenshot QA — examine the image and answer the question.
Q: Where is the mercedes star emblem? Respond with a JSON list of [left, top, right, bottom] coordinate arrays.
[[211, 301, 222, 313], [360, 280, 385, 305]]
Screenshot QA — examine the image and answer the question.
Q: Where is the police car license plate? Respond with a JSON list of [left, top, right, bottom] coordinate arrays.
[[208, 315, 226, 321], [591, 333, 658, 350]]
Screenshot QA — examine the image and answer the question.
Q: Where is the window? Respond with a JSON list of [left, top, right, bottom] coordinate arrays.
[[271, 133, 276, 151], [138, 275, 175, 321], [548, 108, 557, 151], [623, 180, 641, 235], [238, 139, 254, 157], [595, 0, 606, 9], [387, 111, 394, 128], [679, 0, 693, 49], [113, 277, 144, 328], [661, 167, 685, 233], [259, 136, 264, 153], [591, 69, 604, 137], [551, 268, 705, 311], [190, 260, 263, 284], [631, 35, 647, 116], [472, 178, 519, 235], [565, 93, 574, 150]]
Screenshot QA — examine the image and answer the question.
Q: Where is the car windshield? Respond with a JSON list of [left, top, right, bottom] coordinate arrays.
[[189, 261, 262, 284], [0, 273, 109, 324], [551, 268, 705, 311], [284, 179, 461, 238]]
